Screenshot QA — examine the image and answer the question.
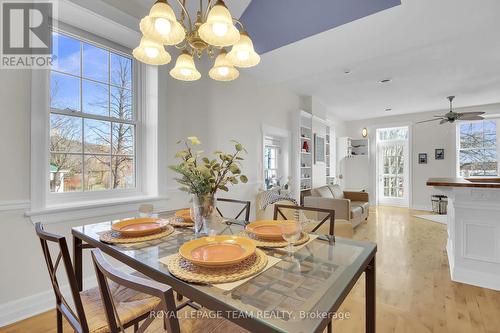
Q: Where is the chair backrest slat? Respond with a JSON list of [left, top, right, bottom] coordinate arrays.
[[216, 198, 251, 222], [273, 204, 336, 241], [35, 223, 89, 333]]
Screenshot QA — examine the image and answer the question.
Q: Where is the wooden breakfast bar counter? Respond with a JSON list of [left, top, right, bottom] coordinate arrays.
[[427, 178, 500, 290]]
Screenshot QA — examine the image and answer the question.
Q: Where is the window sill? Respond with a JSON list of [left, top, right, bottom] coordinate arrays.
[[26, 195, 169, 224]]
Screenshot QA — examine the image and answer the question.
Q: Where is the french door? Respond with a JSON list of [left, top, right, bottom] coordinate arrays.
[[377, 127, 409, 207]]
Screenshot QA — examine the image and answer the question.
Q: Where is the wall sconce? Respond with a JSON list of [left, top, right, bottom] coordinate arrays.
[[362, 128, 368, 138]]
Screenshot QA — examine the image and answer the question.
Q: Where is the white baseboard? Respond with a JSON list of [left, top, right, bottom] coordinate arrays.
[[411, 204, 433, 212], [0, 276, 96, 327]]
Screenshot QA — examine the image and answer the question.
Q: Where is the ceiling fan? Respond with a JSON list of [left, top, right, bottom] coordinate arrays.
[[416, 96, 485, 124]]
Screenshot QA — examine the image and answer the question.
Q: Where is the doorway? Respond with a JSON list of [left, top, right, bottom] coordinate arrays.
[[376, 126, 410, 207]]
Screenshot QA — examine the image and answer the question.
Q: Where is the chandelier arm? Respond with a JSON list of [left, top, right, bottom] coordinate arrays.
[[173, 0, 193, 32], [232, 18, 245, 31], [204, 0, 217, 20]]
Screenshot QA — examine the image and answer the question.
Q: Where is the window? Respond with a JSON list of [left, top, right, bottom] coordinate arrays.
[[264, 138, 280, 190], [458, 120, 498, 177], [49, 32, 136, 193]]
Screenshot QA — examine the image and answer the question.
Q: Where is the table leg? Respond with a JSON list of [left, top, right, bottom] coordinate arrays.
[[73, 235, 83, 291], [365, 256, 376, 333]]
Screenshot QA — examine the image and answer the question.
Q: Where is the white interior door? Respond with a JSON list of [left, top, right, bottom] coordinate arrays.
[[377, 128, 409, 207]]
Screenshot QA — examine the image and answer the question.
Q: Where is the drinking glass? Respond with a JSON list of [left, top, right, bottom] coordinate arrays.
[[281, 220, 302, 252]]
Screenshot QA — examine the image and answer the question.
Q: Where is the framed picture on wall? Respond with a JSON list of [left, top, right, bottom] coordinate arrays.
[[435, 149, 444, 160], [314, 134, 325, 163], [418, 153, 427, 164]]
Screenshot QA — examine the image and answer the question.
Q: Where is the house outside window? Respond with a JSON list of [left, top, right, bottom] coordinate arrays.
[[49, 31, 136, 193], [457, 120, 498, 177]]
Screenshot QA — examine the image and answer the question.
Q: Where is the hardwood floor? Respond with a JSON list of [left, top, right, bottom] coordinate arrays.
[[1, 206, 499, 333]]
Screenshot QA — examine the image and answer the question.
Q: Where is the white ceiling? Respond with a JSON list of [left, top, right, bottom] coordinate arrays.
[[250, 0, 500, 121]]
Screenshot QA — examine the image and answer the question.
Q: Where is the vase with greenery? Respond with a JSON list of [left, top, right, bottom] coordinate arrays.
[[169, 137, 248, 235]]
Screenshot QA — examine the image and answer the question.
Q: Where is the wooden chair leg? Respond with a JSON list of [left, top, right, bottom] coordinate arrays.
[[327, 321, 332, 333], [176, 292, 183, 301], [133, 322, 138, 332], [56, 308, 63, 333]]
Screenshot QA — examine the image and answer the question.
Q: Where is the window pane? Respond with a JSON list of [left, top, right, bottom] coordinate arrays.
[[83, 43, 109, 83], [50, 114, 82, 152], [112, 156, 134, 189], [460, 122, 483, 148], [84, 119, 111, 154], [50, 154, 82, 192], [460, 149, 497, 176], [50, 72, 80, 112], [82, 80, 109, 116], [84, 155, 111, 190], [110, 86, 132, 120], [111, 53, 132, 89], [112, 123, 134, 155], [484, 120, 496, 148], [52, 33, 80, 75]]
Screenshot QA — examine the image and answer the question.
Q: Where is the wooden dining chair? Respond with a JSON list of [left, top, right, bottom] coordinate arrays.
[[216, 198, 251, 223], [273, 204, 335, 333], [35, 222, 158, 333], [91, 249, 245, 333]]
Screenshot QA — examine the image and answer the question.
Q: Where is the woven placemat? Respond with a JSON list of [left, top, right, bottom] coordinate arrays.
[[99, 225, 175, 244], [164, 216, 194, 228], [240, 231, 310, 248], [162, 249, 268, 284]]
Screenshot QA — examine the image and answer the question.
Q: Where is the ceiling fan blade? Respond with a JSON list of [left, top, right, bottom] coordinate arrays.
[[459, 115, 485, 121], [416, 118, 444, 124], [439, 119, 449, 124], [457, 111, 485, 118]]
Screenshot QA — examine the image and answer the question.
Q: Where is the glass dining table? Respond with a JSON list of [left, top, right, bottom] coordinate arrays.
[[72, 211, 377, 333]]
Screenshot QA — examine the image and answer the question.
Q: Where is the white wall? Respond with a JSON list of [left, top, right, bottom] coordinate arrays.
[[162, 59, 302, 213], [345, 103, 500, 210]]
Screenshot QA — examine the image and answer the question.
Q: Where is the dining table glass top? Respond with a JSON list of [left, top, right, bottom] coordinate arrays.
[[72, 211, 376, 333]]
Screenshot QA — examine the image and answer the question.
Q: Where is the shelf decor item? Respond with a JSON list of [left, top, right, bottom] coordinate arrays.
[[170, 137, 248, 236], [435, 148, 445, 160]]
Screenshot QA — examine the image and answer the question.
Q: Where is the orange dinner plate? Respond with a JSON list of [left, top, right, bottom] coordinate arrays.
[[179, 236, 256, 267], [175, 209, 193, 222], [111, 218, 167, 237], [246, 220, 299, 240]]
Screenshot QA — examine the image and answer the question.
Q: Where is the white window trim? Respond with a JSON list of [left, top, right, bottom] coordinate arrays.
[[27, 8, 166, 222], [455, 118, 500, 178]]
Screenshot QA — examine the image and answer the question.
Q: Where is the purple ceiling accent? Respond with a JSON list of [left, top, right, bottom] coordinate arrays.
[[240, 0, 401, 54]]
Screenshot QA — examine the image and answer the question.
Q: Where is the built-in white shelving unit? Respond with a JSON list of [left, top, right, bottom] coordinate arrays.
[[299, 111, 313, 192]]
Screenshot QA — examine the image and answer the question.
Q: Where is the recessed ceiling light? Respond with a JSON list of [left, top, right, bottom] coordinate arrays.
[[379, 78, 392, 84], [385, 108, 392, 112], [344, 69, 351, 74]]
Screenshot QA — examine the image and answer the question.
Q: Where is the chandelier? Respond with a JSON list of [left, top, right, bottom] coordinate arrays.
[[133, 0, 260, 82]]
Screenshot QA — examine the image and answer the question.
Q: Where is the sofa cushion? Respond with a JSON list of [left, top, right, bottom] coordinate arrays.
[[351, 205, 363, 220], [351, 201, 369, 214], [315, 186, 334, 198], [328, 185, 344, 199]]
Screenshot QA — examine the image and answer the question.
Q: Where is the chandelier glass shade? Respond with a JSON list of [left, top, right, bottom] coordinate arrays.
[[170, 51, 201, 81], [132, 37, 172, 65], [209, 49, 239, 81], [134, 0, 259, 82], [139, 1, 186, 45], [226, 32, 260, 68]]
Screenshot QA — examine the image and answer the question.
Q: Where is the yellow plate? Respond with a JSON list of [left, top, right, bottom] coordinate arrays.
[[246, 220, 299, 241], [175, 208, 193, 222], [179, 235, 256, 267], [111, 218, 167, 237]]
